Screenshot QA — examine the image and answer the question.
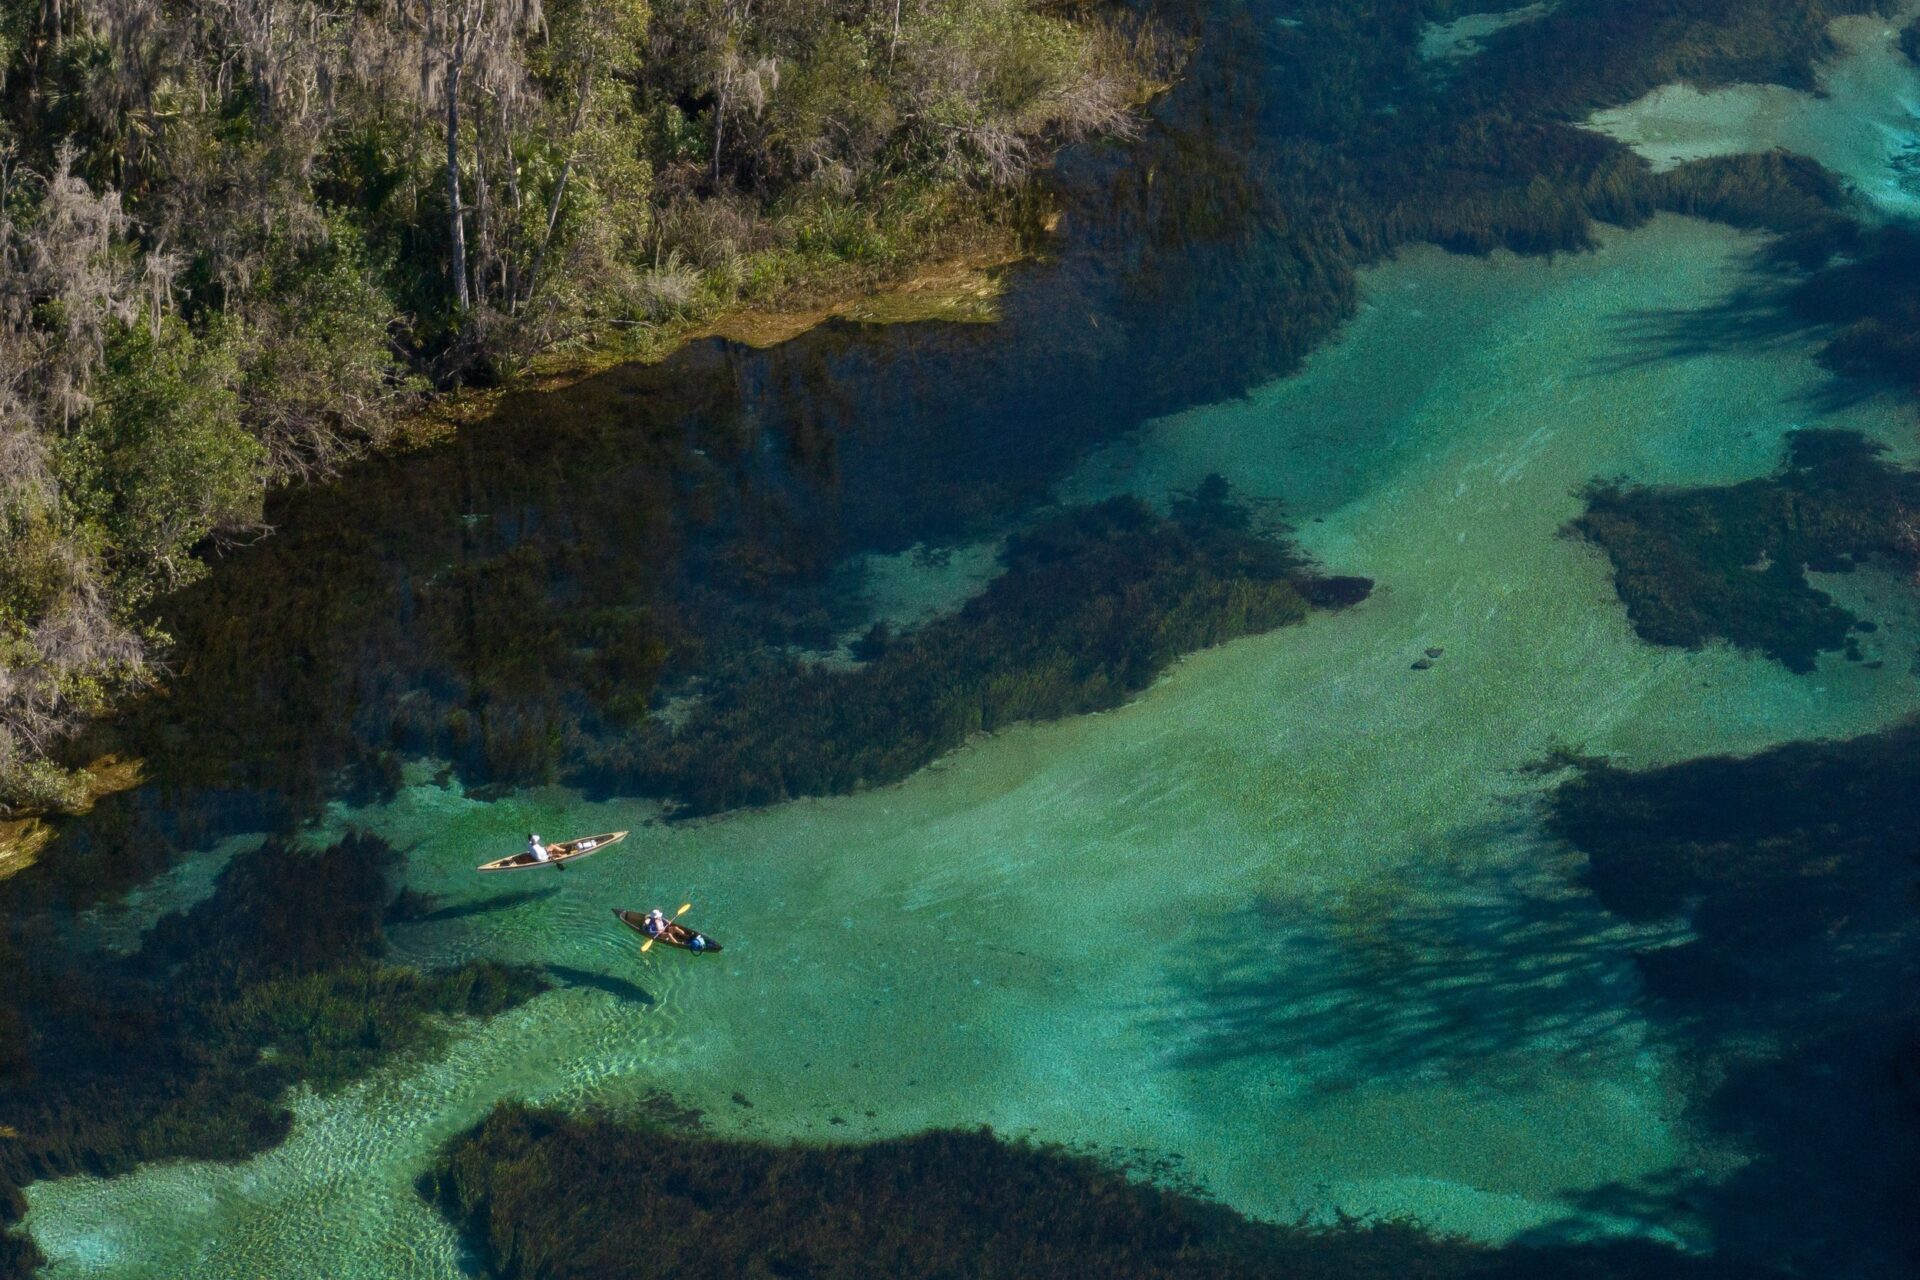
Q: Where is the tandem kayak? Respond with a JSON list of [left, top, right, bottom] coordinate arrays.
[[477, 830, 628, 872], [614, 908, 723, 953]]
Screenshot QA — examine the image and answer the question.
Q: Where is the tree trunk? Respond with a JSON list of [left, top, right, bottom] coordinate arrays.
[[712, 69, 729, 186], [445, 60, 470, 312], [473, 121, 492, 303], [524, 63, 593, 307]]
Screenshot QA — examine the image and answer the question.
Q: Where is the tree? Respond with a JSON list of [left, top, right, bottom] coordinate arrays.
[[399, 0, 544, 312]]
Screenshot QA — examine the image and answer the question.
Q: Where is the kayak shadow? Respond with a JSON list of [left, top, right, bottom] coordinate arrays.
[[543, 963, 656, 1006]]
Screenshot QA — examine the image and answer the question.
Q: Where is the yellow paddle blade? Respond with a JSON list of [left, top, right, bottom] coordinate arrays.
[[675, 902, 692, 916], [640, 938, 655, 952]]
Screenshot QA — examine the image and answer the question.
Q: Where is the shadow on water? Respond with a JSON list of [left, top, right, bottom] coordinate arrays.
[[1150, 824, 1681, 1090], [392, 887, 563, 926], [1533, 724, 1920, 1278], [1593, 287, 1825, 368], [1582, 238, 1914, 414], [541, 964, 656, 1006]]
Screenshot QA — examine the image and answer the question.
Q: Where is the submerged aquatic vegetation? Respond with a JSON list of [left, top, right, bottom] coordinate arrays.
[[426, 1104, 1772, 1280], [1653, 150, 1862, 267], [608, 490, 1371, 813], [1789, 226, 1920, 392], [0, 833, 545, 1280], [1571, 430, 1920, 671], [1543, 720, 1920, 1274], [1547, 719, 1920, 947]]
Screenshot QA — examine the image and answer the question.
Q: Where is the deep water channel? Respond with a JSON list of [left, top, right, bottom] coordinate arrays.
[[12, 7, 1920, 1280]]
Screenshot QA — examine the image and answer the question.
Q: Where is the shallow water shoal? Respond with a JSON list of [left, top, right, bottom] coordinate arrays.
[[1582, 6, 1920, 218], [19, 215, 1920, 1279]]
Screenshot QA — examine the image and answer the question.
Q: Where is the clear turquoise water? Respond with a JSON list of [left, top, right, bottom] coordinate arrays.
[[20, 207, 1920, 1277]]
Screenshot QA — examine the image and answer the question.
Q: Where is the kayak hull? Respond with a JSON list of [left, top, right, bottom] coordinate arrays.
[[477, 830, 628, 872], [614, 908, 723, 953]]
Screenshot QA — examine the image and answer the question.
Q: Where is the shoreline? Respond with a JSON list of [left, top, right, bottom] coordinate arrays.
[[387, 204, 1053, 453]]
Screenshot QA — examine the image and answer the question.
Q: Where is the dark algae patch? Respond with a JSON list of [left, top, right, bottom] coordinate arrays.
[[1570, 430, 1920, 671], [613, 489, 1371, 813], [1544, 722, 1920, 1275], [0, 833, 545, 1280], [1789, 226, 1920, 393], [1547, 720, 1920, 945], [424, 1105, 1772, 1280]]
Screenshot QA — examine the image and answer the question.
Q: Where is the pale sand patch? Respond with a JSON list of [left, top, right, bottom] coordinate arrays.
[[1419, 3, 1550, 63]]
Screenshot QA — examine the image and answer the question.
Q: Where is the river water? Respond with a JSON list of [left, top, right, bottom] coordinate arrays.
[[16, 8, 1920, 1280]]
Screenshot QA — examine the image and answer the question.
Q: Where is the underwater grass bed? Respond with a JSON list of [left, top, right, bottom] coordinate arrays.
[[1542, 718, 1920, 1274], [1570, 429, 1920, 671], [1790, 226, 1920, 391], [603, 488, 1372, 814], [1546, 718, 1920, 950], [425, 1104, 1778, 1280], [0, 833, 546, 1280]]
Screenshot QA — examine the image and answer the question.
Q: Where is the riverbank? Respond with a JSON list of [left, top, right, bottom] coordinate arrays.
[[0, 0, 1159, 816], [388, 226, 1035, 454]]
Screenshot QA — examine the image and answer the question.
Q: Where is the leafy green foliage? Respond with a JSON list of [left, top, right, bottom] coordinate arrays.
[[58, 318, 262, 607]]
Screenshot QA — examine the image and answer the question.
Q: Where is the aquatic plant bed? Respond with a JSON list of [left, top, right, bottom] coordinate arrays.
[[1571, 429, 1920, 670], [426, 1105, 1769, 1280], [613, 490, 1372, 813], [0, 834, 545, 1280]]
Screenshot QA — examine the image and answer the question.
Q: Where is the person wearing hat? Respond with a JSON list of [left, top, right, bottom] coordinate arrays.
[[527, 832, 551, 863]]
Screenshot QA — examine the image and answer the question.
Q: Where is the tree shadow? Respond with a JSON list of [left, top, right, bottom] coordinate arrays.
[[1509, 1166, 1711, 1249], [1148, 829, 1684, 1091], [542, 964, 656, 1006], [1579, 254, 1898, 415]]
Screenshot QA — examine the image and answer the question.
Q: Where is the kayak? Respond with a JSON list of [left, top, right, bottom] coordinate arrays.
[[477, 830, 628, 872], [614, 908, 723, 953]]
